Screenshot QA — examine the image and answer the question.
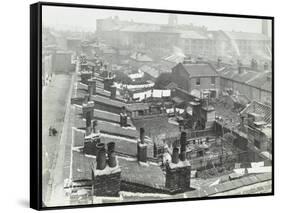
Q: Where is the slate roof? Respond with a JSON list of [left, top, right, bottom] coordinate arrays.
[[184, 173, 272, 198], [71, 150, 165, 189], [91, 95, 126, 108], [73, 128, 85, 147], [240, 100, 272, 124], [71, 151, 93, 182], [139, 65, 160, 78], [126, 103, 150, 111], [97, 120, 139, 139], [220, 69, 272, 92], [183, 63, 218, 78], [119, 158, 165, 189]]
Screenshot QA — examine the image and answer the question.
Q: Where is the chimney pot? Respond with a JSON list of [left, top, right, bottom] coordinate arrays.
[[172, 147, 179, 164], [107, 142, 117, 168], [110, 86, 117, 99], [96, 143, 106, 170], [140, 128, 145, 144], [180, 132, 187, 161], [88, 79, 97, 96], [120, 106, 127, 127]]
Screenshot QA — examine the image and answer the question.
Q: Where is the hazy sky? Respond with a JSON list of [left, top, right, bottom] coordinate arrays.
[[42, 5, 271, 34]]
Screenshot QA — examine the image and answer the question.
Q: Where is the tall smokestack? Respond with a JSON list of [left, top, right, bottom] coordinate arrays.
[[262, 19, 269, 37]]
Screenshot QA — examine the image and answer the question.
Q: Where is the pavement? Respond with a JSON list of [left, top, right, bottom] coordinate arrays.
[[42, 71, 76, 206]]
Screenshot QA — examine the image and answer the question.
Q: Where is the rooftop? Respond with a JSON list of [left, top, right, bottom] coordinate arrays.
[[91, 95, 126, 108], [240, 100, 272, 124], [130, 52, 153, 62], [182, 63, 218, 78]]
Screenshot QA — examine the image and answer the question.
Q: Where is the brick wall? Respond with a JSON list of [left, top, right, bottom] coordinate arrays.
[[92, 170, 121, 197], [165, 164, 191, 194]]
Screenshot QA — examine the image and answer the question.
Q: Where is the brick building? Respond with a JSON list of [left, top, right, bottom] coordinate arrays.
[[171, 62, 220, 98]]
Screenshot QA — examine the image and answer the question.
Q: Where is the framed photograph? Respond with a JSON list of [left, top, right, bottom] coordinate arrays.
[[30, 2, 274, 210]]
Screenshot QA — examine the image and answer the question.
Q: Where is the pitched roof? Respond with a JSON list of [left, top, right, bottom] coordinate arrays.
[[182, 63, 218, 78], [126, 103, 150, 111], [119, 158, 165, 189], [91, 95, 126, 108], [97, 120, 139, 139], [240, 100, 272, 124], [71, 151, 165, 189], [139, 65, 160, 78], [220, 67, 272, 92], [71, 151, 93, 182], [130, 52, 153, 62]]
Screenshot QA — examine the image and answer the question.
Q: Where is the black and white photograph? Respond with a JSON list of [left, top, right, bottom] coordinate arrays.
[[35, 2, 273, 209]]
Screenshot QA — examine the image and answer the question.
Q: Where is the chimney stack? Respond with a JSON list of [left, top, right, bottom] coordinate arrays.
[[96, 143, 106, 170], [110, 86, 117, 99], [171, 147, 179, 164], [180, 132, 187, 161], [107, 142, 117, 168], [140, 127, 145, 144], [165, 145, 191, 194], [83, 94, 89, 104], [104, 78, 114, 91], [82, 102, 94, 136], [81, 72, 92, 84], [137, 128, 148, 163], [92, 142, 121, 197], [88, 79, 97, 97], [120, 106, 128, 127]]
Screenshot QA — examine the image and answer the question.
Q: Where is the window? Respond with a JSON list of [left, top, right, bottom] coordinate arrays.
[[211, 77, 215, 85], [196, 78, 200, 85]]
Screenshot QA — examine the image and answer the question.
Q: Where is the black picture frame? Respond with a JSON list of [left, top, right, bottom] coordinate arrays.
[[30, 1, 274, 210]]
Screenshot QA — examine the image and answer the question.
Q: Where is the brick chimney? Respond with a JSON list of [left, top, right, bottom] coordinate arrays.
[[179, 132, 187, 161], [165, 144, 191, 194], [137, 128, 147, 163], [110, 85, 117, 99], [88, 79, 97, 98], [84, 120, 101, 156], [264, 62, 269, 71], [92, 142, 121, 197], [107, 142, 117, 168], [81, 72, 92, 84], [96, 143, 106, 170], [104, 78, 114, 91], [120, 106, 128, 127], [83, 94, 89, 104], [82, 101, 94, 136]]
